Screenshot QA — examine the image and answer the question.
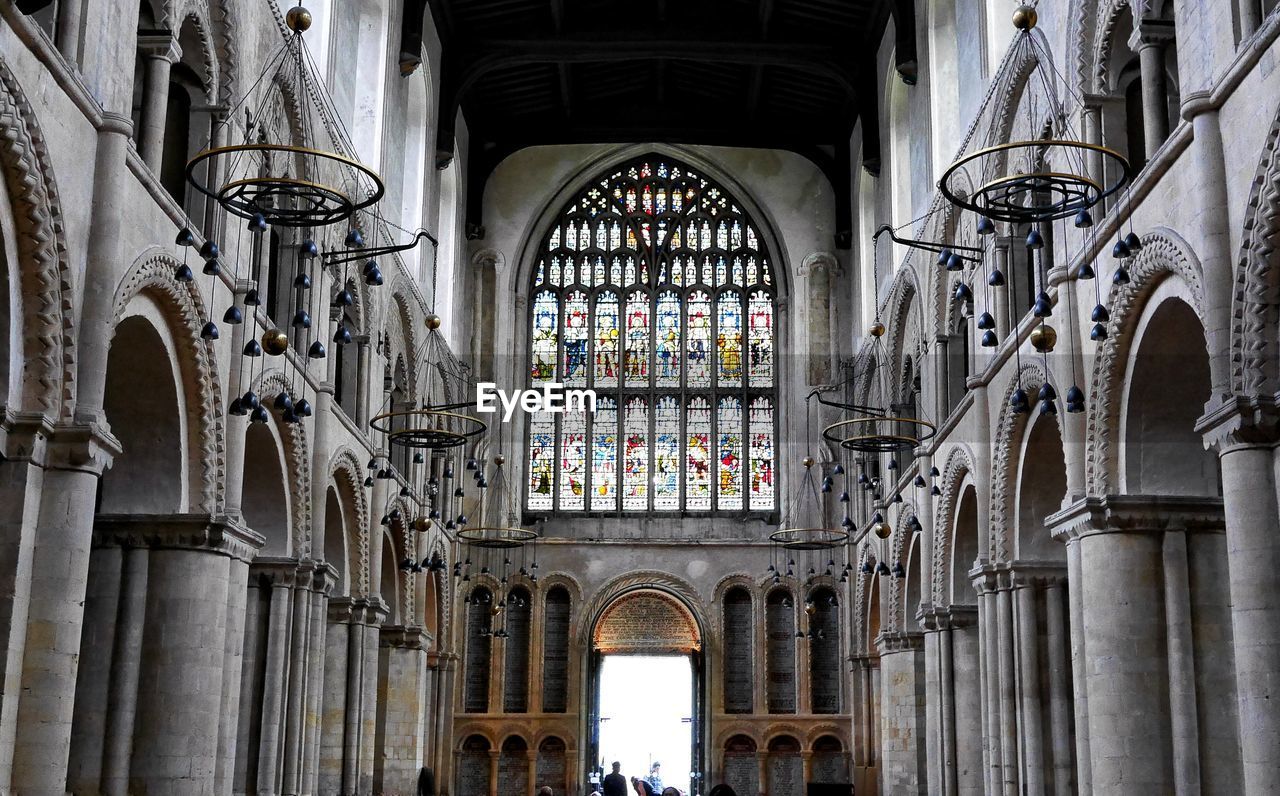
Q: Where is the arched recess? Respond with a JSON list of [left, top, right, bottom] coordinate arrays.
[[328, 449, 370, 595], [1232, 99, 1280, 397], [463, 585, 494, 713], [930, 444, 977, 605], [242, 417, 292, 557], [323, 487, 349, 596], [1087, 232, 1205, 495], [1014, 413, 1069, 561], [503, 585, 533, 713], [808, 586, 841, 714], [765, 587, 797, 714], [902, 531, 924, 626], [536, 735, 568, 795], [243, 370, 311, 554], [951, 482, 980, 604], [541, 585, 572, 713], [766, 734, 803, 796], [379, 530, 401, 625], [456, 734, 491, 796], [990, 362, 1051, 561], [811, 734, 850, 784], [0, 55, 75, 418], [497, 735, 530, 795], [722, 733, 759, 796], [108, 251, 225, 512], [722, 585, 754, 714]]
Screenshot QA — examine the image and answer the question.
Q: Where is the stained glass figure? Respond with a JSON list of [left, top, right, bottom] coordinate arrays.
[[591, 398, 618, 511], [526, 156, 777, 514]]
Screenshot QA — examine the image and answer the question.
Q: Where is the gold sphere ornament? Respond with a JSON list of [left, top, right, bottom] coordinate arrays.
[[412, 517, 432, 533], [1012, 5, 1037, 31], [1030, 324, 1058, 353], [425, 314, 442, 330], [869, 322, 886, 338], [490, 604, 502, 617], [873, 521, 892, 540], [493, 454, 506, 466], [285, 5, 313, 32], [804, 600, 817, 616], [262, 328, 290, 356], [802, 456, 815, 468]]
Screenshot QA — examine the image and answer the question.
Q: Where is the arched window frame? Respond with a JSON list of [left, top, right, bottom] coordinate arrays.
[[525, 156, 779, 517]]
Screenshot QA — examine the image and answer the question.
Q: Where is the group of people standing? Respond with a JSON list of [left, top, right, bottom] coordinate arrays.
[[595, 762, 737, 796]]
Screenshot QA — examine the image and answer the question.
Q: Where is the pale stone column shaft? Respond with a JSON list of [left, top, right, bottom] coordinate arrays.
[[1162, 531, 1201, 794], [136, 34, 181, 173], [283, 576, 312, 794], [995, 587, 1017, 796], [1065, 540, 1092, 794], [1015, 585, 1044, 794], [978, 589, 1001, 795], [217, 557, 251, 796], [342, 613, 363, 793], [1044, 584, 1073, 796], [257, 581, 294, 794], [303, 586, 329, 796], [66, 545, 121, 793], [1136, 36, 1171, 160], [101, 547, 148, 796]]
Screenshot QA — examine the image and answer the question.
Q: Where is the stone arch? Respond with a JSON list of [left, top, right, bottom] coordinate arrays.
[[112, 249, 225, 513], [931, 443, 977, 604], [1088, 230, 1205, 495], [247, 369, 312, 555], [576, 570, 706, 648], [1014, 411, 1069, 560], [990, 361, 1051, 561], [851, 545, 877, 656], [388, 283, 421, 396], [328, 447, 370, 597], [883, 267, 924, 399], [1233, 101, 1280, 397], [173, 4, 220, 104], [0, 54, 74, 417], [886, 500, 919, 629]]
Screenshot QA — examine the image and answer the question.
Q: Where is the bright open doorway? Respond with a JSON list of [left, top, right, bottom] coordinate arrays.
[[597, 654, 693, 794]]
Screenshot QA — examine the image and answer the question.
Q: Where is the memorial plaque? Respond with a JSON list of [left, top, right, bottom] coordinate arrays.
[[724, 589, 753, 713], [543, 587, 571, 712], [503, 589, 532, 712], [593, 591, 699, 653]]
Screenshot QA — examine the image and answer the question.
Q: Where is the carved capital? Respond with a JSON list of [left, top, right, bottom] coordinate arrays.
[[380, 623, 431, 650], [1129, 17, 1177, 50], [798, 251, 840, 278], [875, 630, 923, 654], [94, 514, 266, 562], [1048, 493, 1226, 543], [918, 603, 978, 631], [42, 413, 122, 475], [1196, 393, 1280, 450], [470, 247, 505, 272], [137, 31, 182, 63]]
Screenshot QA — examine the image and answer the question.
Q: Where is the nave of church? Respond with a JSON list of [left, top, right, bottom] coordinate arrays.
[[0, 0, 1279, 794]]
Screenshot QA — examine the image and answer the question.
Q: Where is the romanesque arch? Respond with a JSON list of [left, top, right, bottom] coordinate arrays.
[[1231, 99, 1280, 397]]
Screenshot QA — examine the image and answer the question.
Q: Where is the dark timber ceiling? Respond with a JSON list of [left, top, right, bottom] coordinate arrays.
[[423, 0, 913, 249]]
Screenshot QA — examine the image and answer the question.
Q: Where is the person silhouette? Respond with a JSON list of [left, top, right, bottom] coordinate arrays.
[[603, 763, 627, 796]]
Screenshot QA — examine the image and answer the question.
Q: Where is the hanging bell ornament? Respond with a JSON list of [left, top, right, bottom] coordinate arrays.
[[273, 391, 293, 411], [1091, 322, 1108, 341], [223, 305, 243, 324], [937, 249, 951, 267], [947, 253, 965, 272], [1010, 388, 1030, 414], [295, 398, 313, 417], [202, 258, 221, 276], [333, 324, 352, 345], [981, 330, 998, 347], [345, 229, 365, 247], [1077, 262, 1095, 280], [250, 405, 270, 424], [243, 338, 263, 357], [1073, 209, 1094, 228], [175, 227, 196, 247], [247, 213, 268, 234], [332, 289, 354, 307], [174, 263, 194, 283], [988, 268, 1006, 287], [365, 265, 384, 286], [291, 309, 312, 329], [1025, 228, 1044, 250], [307, 340, 326, 359], [977, 216, 996, 235], [1112, 239, 1131, 259], [955, 282, 973, 303], [299, 239, 319, 259], [241, 390, 260, 410], [229, 397, 246, 416], [976, 311, 995, 330], [199, 240, 219, 260], [1091, 304, 1110, 323], [244, 288, 262, 306], [1032, 291, 1053, 318], [200, 321, 219, 341], [1066, 385, 1086, 413], [294, 271, 311, 289], [1113, 266, 1130, 285], [1123, 231, 1142, 252]]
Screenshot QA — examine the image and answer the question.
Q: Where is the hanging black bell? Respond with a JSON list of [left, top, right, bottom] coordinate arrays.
[[891, 492, 903, 504], [274, 391, 293, 411], [364, 476, 375, 487], [1033, 291, 1052, 318], [199, 240, 219, 260], [365, 266, 384, 286], [1091, 304, 1109, 323], [243, 339, 262, 357], [1112, 239, 1131, 259], [930, 466, 940, 477], [887, 458, 898, 471], [282, 407, 299, 424], [295, 398, 313, 417], [242, 390, 260, 410], [202, 258, 221, 276], [1091, 322, 1108, 341], [229, 397, 245, 416], [1066, 385, 1085, 413], [413, 452, 425, 465], [832, 463, 844, 475], [931, 484, 942, 496], [1077, 262, 1096, 280], [1039, 398, 1057, 415], [299, 239, 319, 259], [333, 324, 352, 345], [175, 227, 196, 247], [307, 340, 326, 359], [977, 216, 995, 235], [174, 263, 194, 283], [1113, 266, 1130, 285], [454, 487, 465, 498], [377, 468, 392, 480], [332, 289, 354, 307], [294, 271, 311, 289], [914, 475, 926, 488], [988, 268, 1006, 287], [223, 305, 243, 324], [937, 249, 951, 267], [839, 490, 850, 503], [1123, 231, 1142, 252], [292, 309, 312, 329], [877, 562, 891, 576], [1074, 209, 1094, 228], [247, 213, 268, 234], [200, 321, 219, 341], [362, 259, 378, 277], [1038, 382, 1057, 401], [1026, 228, 1045, 250], [466, 458, 478, 470], [1010, 387, 1030, 414], [250, 405, 270, 424], [821, 480, 832, 493], [982, 330, 998, 347], [367, 458, 379, 470], [955, 282, 973, 302], [947, 253, 965, 272], [977, 311, 995, 330], [345, 229, 365, 247], [857, 473, 869, 485], [244, 288, 262, 306]]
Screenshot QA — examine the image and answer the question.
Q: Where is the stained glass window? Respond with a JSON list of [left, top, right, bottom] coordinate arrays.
[[526, 156, 777, 514]]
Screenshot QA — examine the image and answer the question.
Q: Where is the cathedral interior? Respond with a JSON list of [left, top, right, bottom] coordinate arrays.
[[1, 0, 1279, 794]]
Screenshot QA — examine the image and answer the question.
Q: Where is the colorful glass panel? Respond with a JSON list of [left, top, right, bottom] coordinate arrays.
[[527, 412, 555, 510], [749, 397, 775, 511], [717, 397, 743, 510], [687, 290, 711, 388], [623, 397, 649, 511], [686, 396, 712, 510], [594, 291, 620, 388], [748, 290, 773, 388], [655, 291, 681, 387], [563, 290, 588, 387], [717, 291, 743, 387], [625, 291, 650, 386], [591, 398, 618, 511], [654, 396, 681, 510], [531, 291, 558, 384], [559, 409, 587, 510]]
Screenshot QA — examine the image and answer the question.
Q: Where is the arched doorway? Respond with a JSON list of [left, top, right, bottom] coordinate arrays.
[[588, 589, 705, 794]]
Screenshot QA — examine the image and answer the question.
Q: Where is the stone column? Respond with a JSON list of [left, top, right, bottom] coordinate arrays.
[[1131, 21, 1175, 160], [756, 751, 768, 796], [117, 517, 263, 794], [1198, 403, 1280, 794], [377, 625, 431, 794], [1044, 583, 1074, 796], [10, 421, 118, 795], [991, 240, 1013, 338], [100, 546, 147, 796], [1048, 496, 1226, 795], [359, 601, 389, 794], [488, 749, 500, 796], [994, 583, 1017, 796], [1014, 581, 1044, 795], [920, 605, 977, 796], [355, 337, 373, 427], [876, 631, 926, 794], [1238, 0, 1264, 37], [1080, 97, 1105, 191], [1063, 537, 1092, 795], [1161, 531, 1201, 794], [217, 555, 252, 796], [303, 565, 335, 796], [971, 567, 1001, 796], [135, 32, 181, 173], [256, 570, 296, 795]]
